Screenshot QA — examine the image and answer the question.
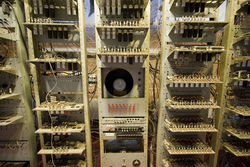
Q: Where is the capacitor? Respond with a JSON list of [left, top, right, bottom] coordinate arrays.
[[124, 56, 127, 63], [108, 56, 112, 63], [118, 29, 122, 42], [72, 1, 77, 15], [200, 2, 205, 12], [198, 25, 203, 37], [101, 56, 106, 63], [63, 27, 69, 39], [113, 56, 117, 63], [66, 0, 71, 15], [176, 0, 181, 7], [181, 0, 186, 7], [139, 2, 143, 18], [101, 28, 106, 39], [44, 0, 49, 17], [180, 22, 184, 34], [202, 53, 207, 62], [193, 25, 198, 37], [134, 1, 139, 18], [138, 0, 144, 18], [196, 53, 201, 62], [49, 0, 55, 18], [128, 29, 133, 42], [106, 0, 110, 15], [123, 29, 128, 42], [187, 25, 193, 38], [207, 53, 212, 61], [117, 0, 121, 15], [184, 1, 189, 12], [174, 23, 179, 34], [107, 28, 111, 39], [58, 26, 63, 39], [33, 0, 38, 14], [122, 3, 128, 18], [48, 26, 52, 38], [52, 26, 58, 39], [129, 2, 134, 18], [112, 0, 116, 15], [195, 2, 200, 12], [189, 0, 195, 12], [33, 25, 38, 35], [174, 51, 179, 59], [39, 25, 43, 35], [243, 81, 248, 88], [182, 24, 188, 38], [112, 28, 116, 39], [38, 0, 43, 15]]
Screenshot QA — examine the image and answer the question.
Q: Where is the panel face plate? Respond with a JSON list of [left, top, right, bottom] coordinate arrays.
[[100, 98, 147, 117], [94, 0, 150, 166], [102, 153, 146, 167]]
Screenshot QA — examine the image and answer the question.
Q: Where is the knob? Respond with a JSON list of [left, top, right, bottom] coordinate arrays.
[[132, 159, 140, 167]]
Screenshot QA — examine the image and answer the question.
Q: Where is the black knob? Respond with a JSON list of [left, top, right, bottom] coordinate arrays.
[[132, 159, 140, 167]]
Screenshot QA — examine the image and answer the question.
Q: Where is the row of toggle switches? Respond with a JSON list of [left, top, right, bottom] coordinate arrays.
[[169, 82, 210, 88], [100, 0, 144, 18], [33, 0, 77, 16], [101, 55, 144, 64], [99, 47, 145, 53], [108, 103, 136, 113], [100, 20, 146, 26], [100, 28, 145, 41], [175, 23, 204, 38]]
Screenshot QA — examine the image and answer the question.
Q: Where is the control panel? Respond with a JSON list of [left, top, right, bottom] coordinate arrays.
[[94, 0, 150, 166]]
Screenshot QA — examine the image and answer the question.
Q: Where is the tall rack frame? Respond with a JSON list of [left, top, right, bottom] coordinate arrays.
[[24, 0, 93, 166]]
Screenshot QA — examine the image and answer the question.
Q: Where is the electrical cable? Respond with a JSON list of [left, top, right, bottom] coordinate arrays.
[[48, 111, 56, 167], [45, 61, 58, 103], [89, 82, 97, 103]]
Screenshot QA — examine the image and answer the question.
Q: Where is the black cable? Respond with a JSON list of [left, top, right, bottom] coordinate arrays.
[[152, 57, 159, 108], [89, 82, 97, 103]]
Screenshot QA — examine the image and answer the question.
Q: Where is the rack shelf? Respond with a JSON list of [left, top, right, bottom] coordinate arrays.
[[167, 76, 222, 84], [0, 93, 20, 100], [226, 105, 250, 116], [0, 116, 23, 126], [231, 56, 250, 64], [35, 124, 85, 134], [163, 139, 215, 155], [224, 142, 250, 157], [23, 22, 77, 27], [38, 147, 85, 155], [166, 99, 220, 109], [33, 102, 84, 112], [96, 25, 149, 29], [47, 160, 86, 167], [170, 46, 225, 54], [28, 58, 81, 64], [170, 0, 226, 8], [0, 66, 16, 75], [225, 127, 250, 139], [97, 51, 148, 56], [162, 158, 206, 167], [164, 120, 217, 133]]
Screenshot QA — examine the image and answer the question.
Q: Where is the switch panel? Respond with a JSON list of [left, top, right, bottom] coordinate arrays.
[[95, 0, 150, 166]]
